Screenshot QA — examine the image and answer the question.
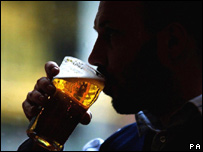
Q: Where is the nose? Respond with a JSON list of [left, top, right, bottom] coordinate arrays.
[[88, 37, 107, 67]]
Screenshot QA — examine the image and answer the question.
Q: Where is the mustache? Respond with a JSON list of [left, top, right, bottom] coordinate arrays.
[[97, 66, 107, 77], [97, 66, 116, 84]]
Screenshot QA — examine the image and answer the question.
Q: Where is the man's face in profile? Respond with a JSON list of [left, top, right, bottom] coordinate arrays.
[[89, 2, 172, 115]]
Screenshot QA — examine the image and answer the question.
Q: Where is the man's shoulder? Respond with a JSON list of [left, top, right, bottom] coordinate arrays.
[[99, 122, 145, 151]]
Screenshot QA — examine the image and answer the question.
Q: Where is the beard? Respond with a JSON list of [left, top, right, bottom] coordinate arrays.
[[110, 37, 177, 116]]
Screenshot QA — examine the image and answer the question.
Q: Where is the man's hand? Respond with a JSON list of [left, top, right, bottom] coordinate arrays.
[[22, 61, 91, 125]]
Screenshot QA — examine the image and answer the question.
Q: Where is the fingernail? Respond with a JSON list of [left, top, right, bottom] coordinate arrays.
[[51, 67, 59, 74], [89, 112, 92, 119]]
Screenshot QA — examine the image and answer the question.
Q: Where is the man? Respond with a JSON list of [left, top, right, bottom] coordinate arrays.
[[18, 1, 202, 151]]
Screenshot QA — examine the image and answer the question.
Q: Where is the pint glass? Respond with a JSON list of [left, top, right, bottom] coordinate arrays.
[[26, 56, 105, 151]]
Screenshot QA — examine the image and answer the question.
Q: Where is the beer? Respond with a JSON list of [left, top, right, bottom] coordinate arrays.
[[53, 77, 104, 109], [26, 56, 105, 151], [27, 77, 104, 151]]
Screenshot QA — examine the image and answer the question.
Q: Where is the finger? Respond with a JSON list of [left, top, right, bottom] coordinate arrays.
[[45, 61, 60, 80], [80, 109, 92, 125], [27, 90, 48, 107], [35, 77, 56, 95], [22, 100, 41, 121]]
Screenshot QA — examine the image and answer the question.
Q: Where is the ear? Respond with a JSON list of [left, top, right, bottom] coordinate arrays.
[[157, 23, 188, 68]]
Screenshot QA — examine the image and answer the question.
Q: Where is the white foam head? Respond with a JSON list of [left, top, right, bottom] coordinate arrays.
[[54, 56, 104, 80]]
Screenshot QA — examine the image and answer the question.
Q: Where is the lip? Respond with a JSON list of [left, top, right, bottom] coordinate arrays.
[[103, 85, 111, 96], [102, 80, 113, 96], [96, 66, 114, 96]]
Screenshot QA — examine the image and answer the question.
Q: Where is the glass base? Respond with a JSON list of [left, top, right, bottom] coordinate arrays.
[[28, 132, 63, 151]]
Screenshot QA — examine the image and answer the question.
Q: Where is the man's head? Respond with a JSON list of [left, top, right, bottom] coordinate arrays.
[[88, 1, 202, 116]]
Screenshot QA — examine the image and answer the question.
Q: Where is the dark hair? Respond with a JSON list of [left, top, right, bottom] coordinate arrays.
[[142, 1, 202, 55]]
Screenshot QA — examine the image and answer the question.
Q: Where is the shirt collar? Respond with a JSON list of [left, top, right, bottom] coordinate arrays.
[[188, 94, 202, 115], [135, 110, 162, 137], [135, 95, 202, 137]]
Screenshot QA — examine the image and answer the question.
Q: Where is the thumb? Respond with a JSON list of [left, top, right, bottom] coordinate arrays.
[[80, 109, 92, 125]]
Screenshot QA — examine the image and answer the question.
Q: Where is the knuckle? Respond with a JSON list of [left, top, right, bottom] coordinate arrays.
[[37, 77, 46, 85], [22, 100, 26, 109], [32, 91, 40, 100], [27, 90, 41, 105], [36, 78, 41, 85], [34, 83, 39, 90], [22, 101, 31, 120], [27, 91, 32, 99], [37, 77, 50, 90]]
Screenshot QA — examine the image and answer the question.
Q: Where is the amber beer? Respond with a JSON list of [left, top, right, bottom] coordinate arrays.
[[26, 57, 105, 151]]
